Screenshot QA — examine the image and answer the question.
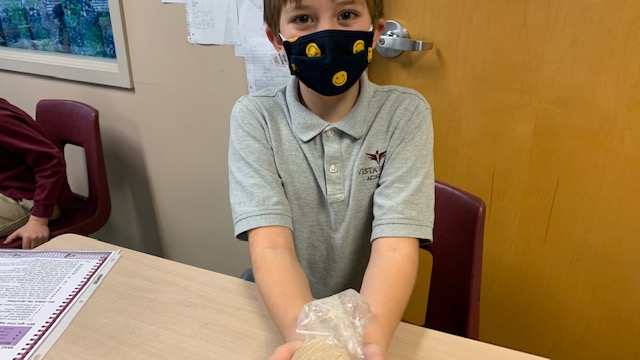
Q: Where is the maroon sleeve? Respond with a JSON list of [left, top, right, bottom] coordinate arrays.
[[0, 103, 67, 218]]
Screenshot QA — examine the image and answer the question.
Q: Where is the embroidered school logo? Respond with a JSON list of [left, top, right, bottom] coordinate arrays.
[[366, 150, 386, 165], [358, 150, 386, 181]]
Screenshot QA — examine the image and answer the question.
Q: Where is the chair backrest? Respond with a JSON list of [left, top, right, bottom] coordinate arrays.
[[35, 99, 111, 238], [421, 180, 486, 339]]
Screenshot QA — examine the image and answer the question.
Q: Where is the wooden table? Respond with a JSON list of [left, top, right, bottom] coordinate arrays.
[[39, 234, 547, 359]]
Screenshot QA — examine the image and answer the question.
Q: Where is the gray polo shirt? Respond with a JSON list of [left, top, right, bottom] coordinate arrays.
[[228, 73, 434, 298]]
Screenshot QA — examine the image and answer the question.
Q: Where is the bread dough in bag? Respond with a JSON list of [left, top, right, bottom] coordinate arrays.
[[291, 339, 356, 360]]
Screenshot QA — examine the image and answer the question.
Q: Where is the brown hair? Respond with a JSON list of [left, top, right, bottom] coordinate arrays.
[[264, 0, 384, 36]]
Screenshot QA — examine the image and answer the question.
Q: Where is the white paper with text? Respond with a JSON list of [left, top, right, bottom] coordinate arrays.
[[0, 250, 120, 360]]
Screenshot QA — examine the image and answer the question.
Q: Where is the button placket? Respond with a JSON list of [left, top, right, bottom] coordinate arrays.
[[323, 127, 344, 202]]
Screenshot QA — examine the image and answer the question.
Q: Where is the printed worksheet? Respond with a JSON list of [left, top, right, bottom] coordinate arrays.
[[186, 0, 238, 44], [237, 37, 291, 93], [0, 250, 120, 360]]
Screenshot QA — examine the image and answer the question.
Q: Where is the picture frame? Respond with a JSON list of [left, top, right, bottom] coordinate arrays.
[[0, 0, 132, 89]]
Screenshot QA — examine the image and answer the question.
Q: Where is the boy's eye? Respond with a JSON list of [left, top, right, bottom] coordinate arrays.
[[293, 15, 310, 24], [339, 11, 357, 21]]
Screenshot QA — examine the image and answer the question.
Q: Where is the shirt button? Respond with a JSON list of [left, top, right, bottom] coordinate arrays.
[[325, 129, 334, 137], [329, 164, 338, 173]]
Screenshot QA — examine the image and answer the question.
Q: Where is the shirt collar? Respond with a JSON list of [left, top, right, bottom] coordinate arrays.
[[287, 72, 375, 142]]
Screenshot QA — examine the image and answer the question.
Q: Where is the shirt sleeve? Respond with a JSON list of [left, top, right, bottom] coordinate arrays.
[[227, 97, 293, 240], [0, 113, 67, 218], [371, 97, 435, 244]]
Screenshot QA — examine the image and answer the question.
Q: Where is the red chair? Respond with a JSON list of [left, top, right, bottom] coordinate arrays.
[[416, 180, 486, 339], [0, 100, 111, 248]]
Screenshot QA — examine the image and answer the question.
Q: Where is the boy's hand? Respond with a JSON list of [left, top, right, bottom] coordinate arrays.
[[268, 340, 303, 360], [363, 343, 387, 360], [3, 215, 50, 249]]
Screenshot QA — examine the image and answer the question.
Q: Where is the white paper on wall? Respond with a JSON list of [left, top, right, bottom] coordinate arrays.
[[167, 0, 293, 92], [186, 0, 238, 45], [238, 37, 291, 94]]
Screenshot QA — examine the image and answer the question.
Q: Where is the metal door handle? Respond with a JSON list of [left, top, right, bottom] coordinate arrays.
[[376, 20, 433, 58]]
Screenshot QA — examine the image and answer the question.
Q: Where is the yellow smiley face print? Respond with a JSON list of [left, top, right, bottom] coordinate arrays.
[[306, 43, 321, 57], [367, 47, 373, 62], [353, 40, 365, 54], [332, 71, 348, 86]]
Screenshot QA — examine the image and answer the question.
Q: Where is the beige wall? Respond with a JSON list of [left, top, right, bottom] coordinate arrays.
[[0, 1, 251, 276]]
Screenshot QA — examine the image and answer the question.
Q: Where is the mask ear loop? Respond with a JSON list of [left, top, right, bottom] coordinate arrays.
[[275, 34, 290, 67]]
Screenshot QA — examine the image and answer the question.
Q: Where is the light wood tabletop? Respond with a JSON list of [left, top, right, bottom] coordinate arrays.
[[38, 234, 547, 360]]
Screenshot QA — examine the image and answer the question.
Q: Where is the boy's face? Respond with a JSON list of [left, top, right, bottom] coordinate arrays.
[[267, 0, 385, 51]]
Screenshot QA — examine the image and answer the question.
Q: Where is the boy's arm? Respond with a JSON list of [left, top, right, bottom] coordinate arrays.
[[0, 108, 67, 219], [360, 98, 433, 355], [359, 236, 420, 353], [248, 225, 314, 344]]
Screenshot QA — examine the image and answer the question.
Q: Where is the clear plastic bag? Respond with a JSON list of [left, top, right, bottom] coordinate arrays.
[[294, 289, 372, 359]]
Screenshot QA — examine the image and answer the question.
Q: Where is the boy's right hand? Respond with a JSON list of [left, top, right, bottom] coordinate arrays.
[[268, 340, 303, 360]]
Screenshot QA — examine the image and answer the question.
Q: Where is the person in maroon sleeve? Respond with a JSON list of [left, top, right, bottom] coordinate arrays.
[[0, 98, 72, 249]]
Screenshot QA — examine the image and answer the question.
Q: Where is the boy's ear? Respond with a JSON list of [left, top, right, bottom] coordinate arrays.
[[372, 18, 386, 49], [266, 26, 284, 52]]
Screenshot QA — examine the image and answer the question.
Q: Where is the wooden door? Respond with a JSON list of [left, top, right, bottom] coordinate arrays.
[[369, 1, 640, 359]]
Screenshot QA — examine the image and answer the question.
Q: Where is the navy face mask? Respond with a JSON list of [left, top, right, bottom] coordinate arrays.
[[281, 29, 374, 96]]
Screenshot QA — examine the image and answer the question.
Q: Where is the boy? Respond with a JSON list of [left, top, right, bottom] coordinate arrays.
[[0, 98, 72, 249], [228, 0, 434, 358]]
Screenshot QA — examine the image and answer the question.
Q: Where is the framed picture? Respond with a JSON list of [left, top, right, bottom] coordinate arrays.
[[0, 0, 132, 88]]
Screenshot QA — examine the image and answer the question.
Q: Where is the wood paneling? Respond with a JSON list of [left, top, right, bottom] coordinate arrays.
[[369, 1, 640, 359]]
